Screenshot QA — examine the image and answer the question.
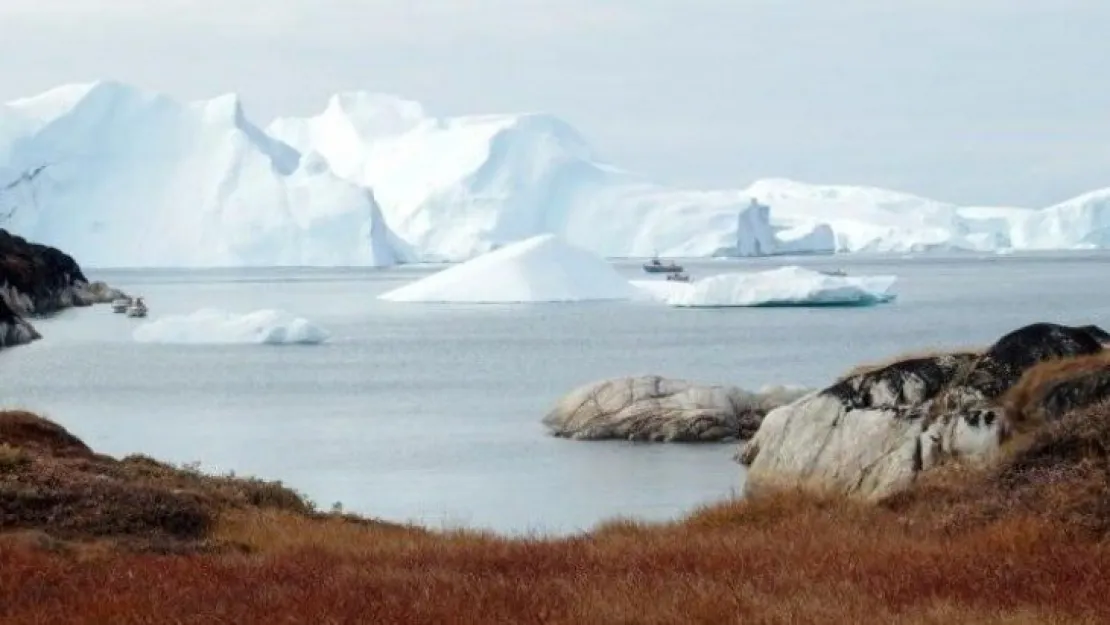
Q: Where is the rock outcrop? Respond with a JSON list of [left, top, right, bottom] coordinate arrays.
[[543, 375, 809, 443], [0, 228, 124, 351], [0, 295, 41, 348], [739, 322, 1110, 501]]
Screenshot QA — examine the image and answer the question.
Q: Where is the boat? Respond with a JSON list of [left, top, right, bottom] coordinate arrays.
[[110, 297, 131, 313], [819, 269, 848, 277], [666, 272, 692, 282], [125, 297, 148, 318], [643, 258, 684, 274]]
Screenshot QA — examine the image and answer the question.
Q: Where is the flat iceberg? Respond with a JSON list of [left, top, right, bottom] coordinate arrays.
[[132, 308, 330, 345], [379, 233, 639, 303], [632, 266, 897, 308]]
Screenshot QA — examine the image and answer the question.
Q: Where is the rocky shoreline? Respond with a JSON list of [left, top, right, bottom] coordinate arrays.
[[0, 229, 125, 351], [545, 321, 1110, 506], [739, 321, 1110, 500]]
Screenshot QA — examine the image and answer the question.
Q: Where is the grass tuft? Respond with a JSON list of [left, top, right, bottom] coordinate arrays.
[[1002, 351, 1110, 427]]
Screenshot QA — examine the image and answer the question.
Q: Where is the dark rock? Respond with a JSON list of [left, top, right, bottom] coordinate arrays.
[[1032, 368, 1110, 422], [963, 322, 1107, 399], [0, 228, 89, 315], [0, 294, 41, 348], [825, 352, 979, 412], [0, 229, 122, 351], [1079, 325, 1110, 345]]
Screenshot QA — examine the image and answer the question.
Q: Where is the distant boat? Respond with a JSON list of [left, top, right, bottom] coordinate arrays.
[[819, 269, 848, 277], [665, 272, 692, 282], [643, 257, 684, 274], [111, 297, 131, 313], [125, 298, 148, 318]]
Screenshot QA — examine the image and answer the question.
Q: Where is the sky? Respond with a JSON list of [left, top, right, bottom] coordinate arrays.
[[2, 0, 1108, 207]]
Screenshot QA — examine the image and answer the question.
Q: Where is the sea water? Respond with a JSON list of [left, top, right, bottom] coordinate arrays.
[[3, 251, 1109, 535]]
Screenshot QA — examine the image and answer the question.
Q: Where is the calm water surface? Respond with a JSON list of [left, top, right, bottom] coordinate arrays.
[[2, 251, 1108, 534]]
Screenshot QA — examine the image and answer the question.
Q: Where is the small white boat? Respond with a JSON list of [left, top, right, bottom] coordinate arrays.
[[111, 297, 131, 313], [125, 297, 148, 318]]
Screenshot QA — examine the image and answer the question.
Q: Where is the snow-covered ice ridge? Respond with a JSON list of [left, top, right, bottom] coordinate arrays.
[[2, 80, 1109, 268]]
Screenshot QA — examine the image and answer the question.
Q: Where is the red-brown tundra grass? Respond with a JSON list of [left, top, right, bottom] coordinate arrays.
[[3, 364, 1110, 625]]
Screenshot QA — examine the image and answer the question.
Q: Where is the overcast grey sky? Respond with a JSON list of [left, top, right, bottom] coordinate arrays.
[[2, 0, 1107, 206]]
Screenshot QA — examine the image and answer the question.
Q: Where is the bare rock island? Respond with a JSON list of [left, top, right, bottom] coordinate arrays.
[[543, 375, 809, 443]]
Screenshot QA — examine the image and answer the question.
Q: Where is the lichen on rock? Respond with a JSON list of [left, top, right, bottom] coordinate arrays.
[[739, 322, 1110, 502]]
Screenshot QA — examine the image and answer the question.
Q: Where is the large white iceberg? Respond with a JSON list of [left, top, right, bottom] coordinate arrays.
[[745, 179, 1034, 255], [0, 81, 407, 268], [270, 97, 793, 261], [132, 308, 330, 345], [632, 266, 897, 308], [265, 93, 1058, 260], [379, 233, 639, 303], [5, 81, 1110, 267], [1010, 189, 1110, 250]]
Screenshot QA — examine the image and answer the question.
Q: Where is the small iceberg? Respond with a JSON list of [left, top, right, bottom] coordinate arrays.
[[132, 308, 330, 345], [632, 266, 897, 308], [379, 233, 640, 303]]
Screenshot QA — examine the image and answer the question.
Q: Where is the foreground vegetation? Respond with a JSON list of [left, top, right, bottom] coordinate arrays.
[[3, 347, 1110, 624]]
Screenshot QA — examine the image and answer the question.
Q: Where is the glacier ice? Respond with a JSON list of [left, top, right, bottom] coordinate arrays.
[[0, 81, 407, 268], [743, 178, 1037, 255], [132, 308, 330, 345], [3, 81, 1110, 268], [266, 92, 1109, 260], [1010, 189, 1110, 250], [378, 233, 639, 303], [632, 267, 897, 308], [271, 100, 790, 261]]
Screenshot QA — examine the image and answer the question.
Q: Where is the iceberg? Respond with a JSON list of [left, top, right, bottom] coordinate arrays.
[[632, 266, 897, 308], [0, 81, 407, 268], [1010, 189, 1110, 250], [132, 308, 330, 345], [5, 81, 1110, 267], [745, 179, 1032, 255], [379, 233, 639, 303], [271, 96, 797, 260]]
